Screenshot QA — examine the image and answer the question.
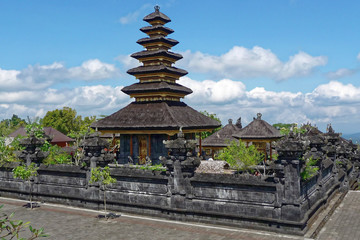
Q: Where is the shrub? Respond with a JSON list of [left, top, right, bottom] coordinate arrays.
[[301, 156, 319, 181], [43, 145, 72, 165], [218, 140, 263, 173]]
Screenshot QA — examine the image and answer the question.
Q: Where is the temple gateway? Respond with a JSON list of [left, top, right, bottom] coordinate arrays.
[[91, 6, 220, 164]]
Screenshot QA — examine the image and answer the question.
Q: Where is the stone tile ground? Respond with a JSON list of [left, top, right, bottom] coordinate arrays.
[[1, 192, 359, 240], [317, 191, 360, 240]]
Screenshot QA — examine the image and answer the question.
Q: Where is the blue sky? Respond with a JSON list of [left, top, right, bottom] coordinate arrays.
[[0, 0, 360, 134]]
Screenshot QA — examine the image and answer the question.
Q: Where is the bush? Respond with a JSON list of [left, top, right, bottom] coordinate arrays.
[[301, 156, 319, 181], [218, 140, 263, 173], [0, 137, 23, 166], [43, 145, 72, 165]]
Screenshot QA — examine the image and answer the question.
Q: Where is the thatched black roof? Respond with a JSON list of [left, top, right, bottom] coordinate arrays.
[[140, 25, 174, 35], [122, 82, 192, 95], [202, 119, 241, 147], [143, 6, 171, 24], [127, 64, 188, 77], [233, 113, 282, 140], [91, 101, 221, 131], [131, 50, 182, 61], [137, 37, 179, 47]]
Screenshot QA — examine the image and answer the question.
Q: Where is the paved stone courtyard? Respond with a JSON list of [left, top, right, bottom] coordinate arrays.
[[1, 191, 360, 240]]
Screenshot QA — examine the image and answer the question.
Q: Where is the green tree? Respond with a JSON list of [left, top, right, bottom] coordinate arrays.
[[218, 140, 263, 173], [200, 111, 222, 139], [89, 167, 117, 218], [0, 114, 26, 137], [13, 163, 39, 209], [68, 116, 97, 166], [42, 107, 82, 135]]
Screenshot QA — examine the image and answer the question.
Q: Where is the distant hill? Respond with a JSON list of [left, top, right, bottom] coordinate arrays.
[[342, 132, 360, 144]]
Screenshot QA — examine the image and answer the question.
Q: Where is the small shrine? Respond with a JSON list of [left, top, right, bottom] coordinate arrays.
[[233, 113, 282, 160], [92, 6, 220, 164], [202, 118, 242, 158]]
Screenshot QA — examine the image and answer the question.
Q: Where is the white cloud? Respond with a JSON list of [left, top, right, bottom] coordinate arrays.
[[179, 77, 246, 103], [119, 4, 151, 25], [69, 59, 119, 81], [0, 59, 120, 91], [180, 77, 360, 132], [0, 85, 129, 120], [310, 81, 360, 103], [357, 52, 360, 61], [116, 54, 139, 70], [326, 68, 356, 79], [177, 46, 327, 81]]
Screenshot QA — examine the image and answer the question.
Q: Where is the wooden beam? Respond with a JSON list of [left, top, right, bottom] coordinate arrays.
[[199, 134, 202, 156], [148, 134, 151, 157], [130, 134, 133, 156]]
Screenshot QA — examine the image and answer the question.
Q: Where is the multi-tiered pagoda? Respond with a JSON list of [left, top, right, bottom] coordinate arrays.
[[92, 6, 220, 164]]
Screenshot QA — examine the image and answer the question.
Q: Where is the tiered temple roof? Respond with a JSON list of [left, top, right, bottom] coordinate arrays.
[[92, 6, 220, 134]]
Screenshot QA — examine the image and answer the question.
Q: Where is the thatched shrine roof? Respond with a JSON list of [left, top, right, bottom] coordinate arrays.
[[140, 25, 174, 35], [127, 64, 187, 76], [122, 82, 192, 95], [136, 36, 179, 47], [143, 6, 171, 24], [91, 101, 221, 132], [131, 50, 182, 61], [233, 113, 282, 140], [202, 119, 241, 147]]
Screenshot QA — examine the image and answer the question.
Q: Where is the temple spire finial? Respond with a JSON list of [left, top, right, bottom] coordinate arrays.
[[155, 5, 160, 12]]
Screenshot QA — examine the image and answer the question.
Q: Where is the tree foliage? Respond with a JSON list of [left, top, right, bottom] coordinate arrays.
[[200, 111, 222, 139], [0, 114, 26, 137], [90, 167, 116, 217], [218, 140, 263, 173], [13, 163, 39, 209], [42, 107, 82, 135]]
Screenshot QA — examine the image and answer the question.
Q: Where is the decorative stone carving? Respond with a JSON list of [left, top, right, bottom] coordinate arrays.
[[17, 132, 48, 166], [79, 132, 113, 168]]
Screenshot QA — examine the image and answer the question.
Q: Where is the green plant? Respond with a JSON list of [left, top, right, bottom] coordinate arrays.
[[139, 164, 166, 172], [89, 167, 117, 217], [0, 137, 19, 166], [43, 145, 72, 165], [0, 204, 47, 239], [218, 140, 264, 173], [301, 156, 319, 181], [12, 163, 39, 209], [200, 111, 222, 139]]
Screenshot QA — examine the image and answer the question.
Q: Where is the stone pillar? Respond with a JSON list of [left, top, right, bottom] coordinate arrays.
[[161, 129, 200, 209], [276, 133, 304, 222]]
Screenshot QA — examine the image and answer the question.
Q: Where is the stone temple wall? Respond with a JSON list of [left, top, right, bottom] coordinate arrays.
[[0, 129, 358, 235]]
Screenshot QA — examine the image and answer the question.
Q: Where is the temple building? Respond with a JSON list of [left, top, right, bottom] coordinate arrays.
[[233, 113, 282, 160], [91, 6, 220, 164], [202, 118, 242, 158]]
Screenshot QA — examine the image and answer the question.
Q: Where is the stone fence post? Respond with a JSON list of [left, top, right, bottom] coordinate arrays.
[[161, 129, 201, 209], [276, 133, 304, 222]]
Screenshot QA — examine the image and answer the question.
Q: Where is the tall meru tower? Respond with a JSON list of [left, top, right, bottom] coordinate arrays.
[[92, 6, 220, 164]]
